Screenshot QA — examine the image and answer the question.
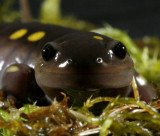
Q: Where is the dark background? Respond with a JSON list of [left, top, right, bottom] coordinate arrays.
[[1, 0, 160, 38], [61, 0, 160, 38]]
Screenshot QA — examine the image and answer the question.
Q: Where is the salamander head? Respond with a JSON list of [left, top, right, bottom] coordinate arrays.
[[35, 32, 134, 92]]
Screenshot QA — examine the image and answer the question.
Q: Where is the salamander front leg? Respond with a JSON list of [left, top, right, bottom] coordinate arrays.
[[1, 64, 47, 107]]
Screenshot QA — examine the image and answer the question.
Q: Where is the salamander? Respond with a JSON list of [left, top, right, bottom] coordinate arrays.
[[0, 22, 156, 106]]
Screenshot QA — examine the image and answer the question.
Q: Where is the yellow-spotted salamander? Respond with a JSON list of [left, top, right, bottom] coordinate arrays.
[[0, 22, 156, 106]]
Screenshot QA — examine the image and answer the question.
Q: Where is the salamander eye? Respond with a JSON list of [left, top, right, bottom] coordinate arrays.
[[113, 42, 127, 59], [42, 43, 57, 61]]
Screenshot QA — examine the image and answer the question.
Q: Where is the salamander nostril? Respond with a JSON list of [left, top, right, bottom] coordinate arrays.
[[96, 57, 103, 63], [67, 59, 72, 63]]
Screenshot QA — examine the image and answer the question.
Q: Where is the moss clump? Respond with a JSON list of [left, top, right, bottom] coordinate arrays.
[[1, 0, 160, 135], [1, 94, 160, 135]]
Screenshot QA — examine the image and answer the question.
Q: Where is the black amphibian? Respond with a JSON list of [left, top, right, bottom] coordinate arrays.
[[0, 22, 155, 106]]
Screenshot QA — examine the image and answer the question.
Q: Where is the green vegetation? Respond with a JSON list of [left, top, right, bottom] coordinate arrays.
[[40, 0, 96, 31], [1, 0, 160, 135], [0, 0, 21, 22], [1, 95, 160, 135]]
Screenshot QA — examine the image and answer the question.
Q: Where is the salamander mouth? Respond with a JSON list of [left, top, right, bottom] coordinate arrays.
[[35, 68, 134, 89]]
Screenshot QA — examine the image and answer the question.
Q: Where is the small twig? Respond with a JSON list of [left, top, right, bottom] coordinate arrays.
[[19, 0, 32, 22], [132, 76, 140, 100], [69, 110, 90, 123], [78, 127, 101, 136]]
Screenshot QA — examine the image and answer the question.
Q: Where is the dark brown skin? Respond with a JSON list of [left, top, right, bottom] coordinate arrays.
[[35, 32, 134, 104], [0, 22, 154, 106]]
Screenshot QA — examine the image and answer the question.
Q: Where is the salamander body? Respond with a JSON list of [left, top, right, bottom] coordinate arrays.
[[0, 22, 154, 105]]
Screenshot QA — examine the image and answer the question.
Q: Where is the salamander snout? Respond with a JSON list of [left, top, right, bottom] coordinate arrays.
[[36, 35, 133, 90]]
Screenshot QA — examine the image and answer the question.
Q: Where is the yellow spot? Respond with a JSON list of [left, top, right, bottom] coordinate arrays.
[[93, 36, 103, 40], [10, 29, 28, 40], [6, 66, 19, 73], [27, 31, 46, 42]]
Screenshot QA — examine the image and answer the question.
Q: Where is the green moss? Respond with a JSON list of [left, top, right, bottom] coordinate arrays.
[[0, 128, 13, 136], [0, 0, 21, 22], [39, 0, 96, 31], [0, 0, 160, 135]]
